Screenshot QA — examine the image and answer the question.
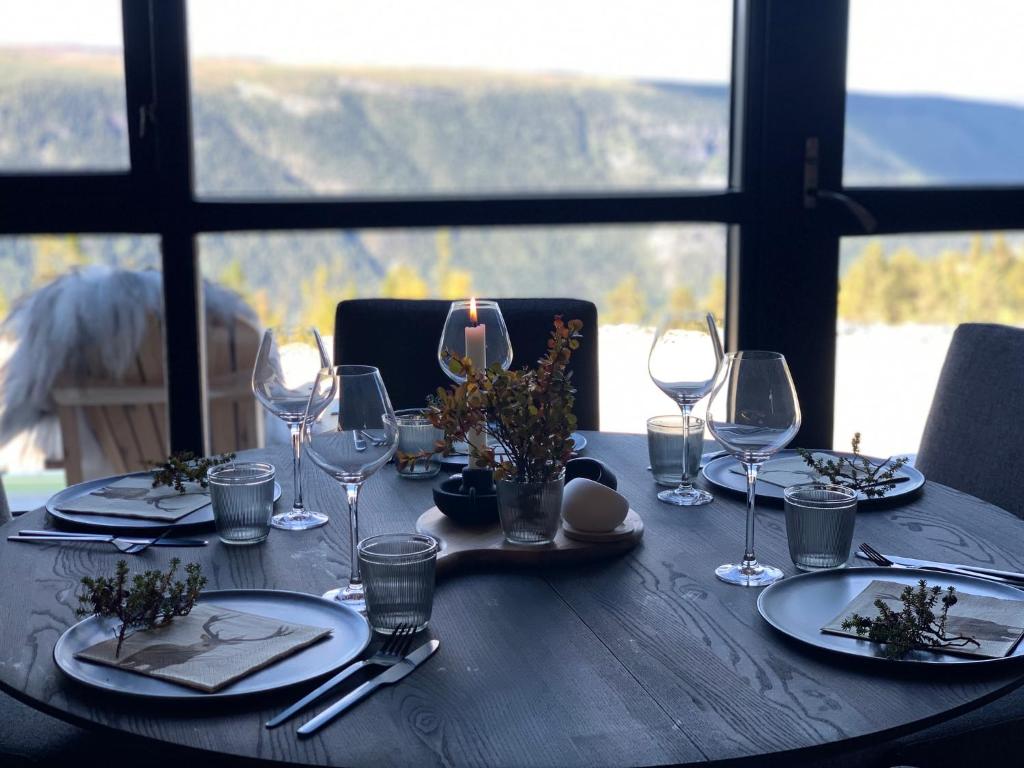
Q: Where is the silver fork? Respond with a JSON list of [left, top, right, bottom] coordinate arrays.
[[858, 542, 1020, 586], [265, 624, 416, 728]]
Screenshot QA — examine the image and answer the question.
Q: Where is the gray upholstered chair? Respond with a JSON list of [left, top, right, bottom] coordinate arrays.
[[916, 323, 1024, 519]]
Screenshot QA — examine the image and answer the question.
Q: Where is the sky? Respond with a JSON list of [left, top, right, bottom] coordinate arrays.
[[1, 0, 1023, 105]]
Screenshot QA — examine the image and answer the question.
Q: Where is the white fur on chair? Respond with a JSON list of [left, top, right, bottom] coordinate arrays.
[[0, 266, 263, 477]]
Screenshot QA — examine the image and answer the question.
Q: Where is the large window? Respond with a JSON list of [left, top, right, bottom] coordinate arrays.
[[187, 0, 733, 196], [835, 232, 1024, 456], [845, 0, 1024, 186], [0, 1, 130, 171], [3, 1, 1024, 465], [200, 224, 726, 432]]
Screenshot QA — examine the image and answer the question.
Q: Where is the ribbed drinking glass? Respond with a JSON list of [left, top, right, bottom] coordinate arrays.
[[359, 533, 438, 633]]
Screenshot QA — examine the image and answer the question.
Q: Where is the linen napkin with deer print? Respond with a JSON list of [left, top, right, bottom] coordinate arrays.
[[76, 603, 332, 692]]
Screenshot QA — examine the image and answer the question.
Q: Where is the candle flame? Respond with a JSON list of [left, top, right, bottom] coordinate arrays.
[[469, 296, 478, 324]]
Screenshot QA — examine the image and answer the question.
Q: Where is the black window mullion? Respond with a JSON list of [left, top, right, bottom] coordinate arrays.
[[732, 0, 850, 448], [147, 0, 207, 455]]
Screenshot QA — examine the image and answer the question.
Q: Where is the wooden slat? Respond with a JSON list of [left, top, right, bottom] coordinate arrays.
[[207, 324, 234, 456]]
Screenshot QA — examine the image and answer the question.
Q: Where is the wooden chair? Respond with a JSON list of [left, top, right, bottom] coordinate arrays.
[[52, 315, 261, 485]]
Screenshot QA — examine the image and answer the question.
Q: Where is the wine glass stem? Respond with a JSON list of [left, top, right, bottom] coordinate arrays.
[[677, 402, 694, 492], [345, 482, 362, 590], [743, 461, 762, 565], [290, 424, 304, 511]]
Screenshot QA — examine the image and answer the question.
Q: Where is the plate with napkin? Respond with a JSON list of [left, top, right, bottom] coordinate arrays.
[[46, 471, 282, 533], [54, 589, 370, 699], [757, 566, 1024, 665], [701, 449, 924, 507]]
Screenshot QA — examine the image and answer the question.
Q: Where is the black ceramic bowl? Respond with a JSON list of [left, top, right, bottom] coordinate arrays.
[[565, 457, 618, 490], [432, 471, 499, 526]]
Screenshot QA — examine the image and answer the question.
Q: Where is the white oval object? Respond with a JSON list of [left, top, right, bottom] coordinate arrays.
[[561, 477, 629, 533]]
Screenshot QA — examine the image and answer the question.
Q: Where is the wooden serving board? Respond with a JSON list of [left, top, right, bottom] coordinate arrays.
[[416, 506, 644, 578]]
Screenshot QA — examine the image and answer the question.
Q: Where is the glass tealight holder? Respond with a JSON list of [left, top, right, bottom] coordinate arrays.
[[394, 408, 443, 480]]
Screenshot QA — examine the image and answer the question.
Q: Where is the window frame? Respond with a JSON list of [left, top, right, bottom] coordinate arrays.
[[2, 0, 1023, 453]]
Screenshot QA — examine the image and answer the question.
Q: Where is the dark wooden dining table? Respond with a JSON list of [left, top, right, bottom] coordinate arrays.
[[2, 432, 1024, 767]]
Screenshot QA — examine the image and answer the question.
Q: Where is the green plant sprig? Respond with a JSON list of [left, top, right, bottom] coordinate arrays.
[[398, 316, 581, 483], [148, 451, 235, 493], [841, 579, 979, 659], [798, 432, 908, 498], [76, 558, 206, 657]]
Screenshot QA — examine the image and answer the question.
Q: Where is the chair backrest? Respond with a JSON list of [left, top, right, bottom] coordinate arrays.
[[53, 314, 261, 484], [916, 323, 1024, 518], [334, 298, 601, 430]]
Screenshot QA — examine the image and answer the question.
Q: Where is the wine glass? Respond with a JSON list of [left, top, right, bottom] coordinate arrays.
[[437, 298, 512, 382], [706, 351, 801, 586], [648, 311, 724, 506], [303, 365, 398, 610], [252, 326, 334, 530]]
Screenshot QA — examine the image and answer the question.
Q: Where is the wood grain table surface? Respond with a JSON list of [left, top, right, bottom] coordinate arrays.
[[2, 432, 1024, 767]]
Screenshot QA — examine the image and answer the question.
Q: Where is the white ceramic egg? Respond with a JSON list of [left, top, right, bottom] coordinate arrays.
[[561, 477, 629, 532]]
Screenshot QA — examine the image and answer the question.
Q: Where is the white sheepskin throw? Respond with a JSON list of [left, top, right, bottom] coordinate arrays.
[[0, 266, 259, 445]]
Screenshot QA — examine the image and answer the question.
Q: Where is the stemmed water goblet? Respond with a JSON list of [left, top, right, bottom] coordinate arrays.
[[252, 326, 334, 530], [303, 365, 398, 610], [648, 311, 724, 506], [706, 351, 801, 586]]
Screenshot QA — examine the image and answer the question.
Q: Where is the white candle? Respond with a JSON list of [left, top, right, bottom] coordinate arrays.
[[465, 298, 487, 465]]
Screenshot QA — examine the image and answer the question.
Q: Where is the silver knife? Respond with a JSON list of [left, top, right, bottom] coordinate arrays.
[[856, 551, 1024, 583], [297, 639, 439, 737], [11, 532, 207, 546]]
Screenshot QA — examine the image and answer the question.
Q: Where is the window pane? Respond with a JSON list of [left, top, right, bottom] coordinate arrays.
[[188, 0, 732, 197], [0, 1, 129, 171], [199, 224, 727, 432], [835, 232, 1024, 456], [0, 236, 160, 507], [845, 0, 1024, 185]]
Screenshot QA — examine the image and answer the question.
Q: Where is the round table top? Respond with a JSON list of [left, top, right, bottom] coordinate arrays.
[[3, 432, 1024, 767]]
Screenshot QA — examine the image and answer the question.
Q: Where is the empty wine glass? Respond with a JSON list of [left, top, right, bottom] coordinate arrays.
[[252, 326, 334, 530], [304, 365, 398, 610], [706, 351, 801, 586], [648, 311, 724, 506], [438, 298, 512, 382]]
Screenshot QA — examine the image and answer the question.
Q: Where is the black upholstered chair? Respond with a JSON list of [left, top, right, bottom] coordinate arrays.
[[916, 323, 1024, 519], [334, 298, 600, 430]]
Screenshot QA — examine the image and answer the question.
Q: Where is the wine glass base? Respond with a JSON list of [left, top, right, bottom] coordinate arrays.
[[271, 509, 329, 531], [657, 487, 714, 506], [715, 561, 784, 587], [323, 584, 366, 614]]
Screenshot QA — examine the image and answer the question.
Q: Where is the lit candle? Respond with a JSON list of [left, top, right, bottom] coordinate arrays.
[[464, 297, 487, 466]]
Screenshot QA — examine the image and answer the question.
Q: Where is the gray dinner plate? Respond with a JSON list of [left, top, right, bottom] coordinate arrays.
[[701, 449, 925, 507], [757, 566, 1024, 666], [46, 471, 283, 533], [54, 589, 370, 700], [438, 431, 586, 470]]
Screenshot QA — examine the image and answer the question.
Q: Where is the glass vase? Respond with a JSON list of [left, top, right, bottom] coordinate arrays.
[[495, 471, 565, 545]]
